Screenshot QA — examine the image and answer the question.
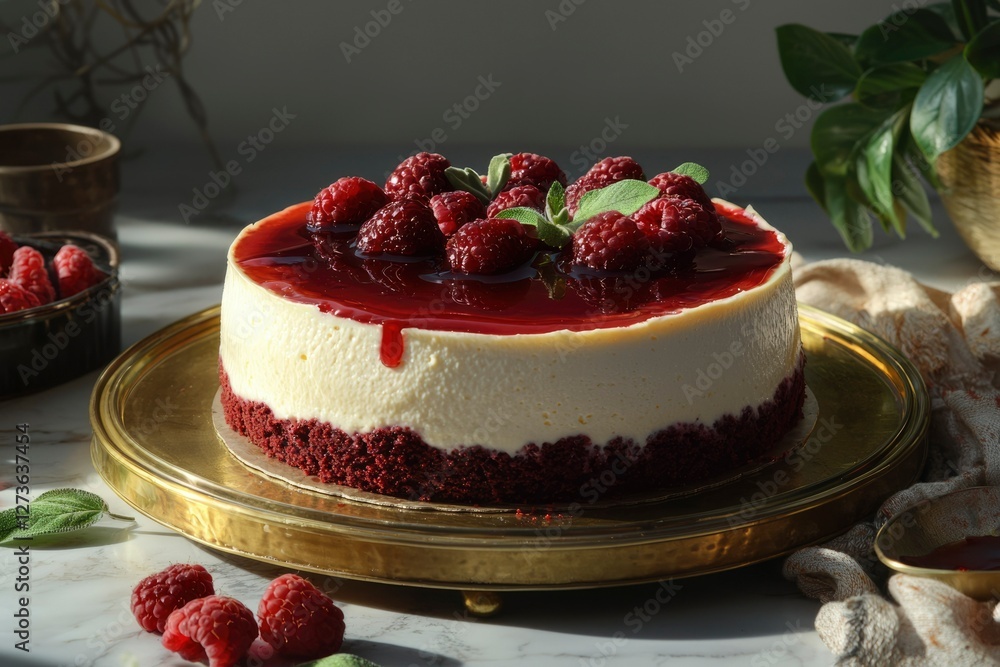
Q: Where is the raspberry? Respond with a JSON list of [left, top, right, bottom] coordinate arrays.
[[430, 190, 486, 236], [0, 231, 17, 275], [506, 152, 567, 192], [0, 279, 40, 314], [52, 244, 105, 298], [257, 573, 345, 658], [486, 184, 545, 218], [565, 156, 645, 213], [384, 152, 452, 199], [356, 197, 445, 256], [131, 563, 215, 634], [162, 595, 257, 667], [8, 246, 55, 305], [648, 172, 714, 211], [307, 177, 389, 231], [447, 218, 536, 275], [571, 211, 650, 272], [633, 197, 722, 256]]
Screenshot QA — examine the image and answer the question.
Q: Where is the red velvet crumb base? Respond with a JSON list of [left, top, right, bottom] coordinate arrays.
[[219, 356, 806, 505]]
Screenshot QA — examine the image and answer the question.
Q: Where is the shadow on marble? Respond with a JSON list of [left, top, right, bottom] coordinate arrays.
[[203, 547, 819, 642]]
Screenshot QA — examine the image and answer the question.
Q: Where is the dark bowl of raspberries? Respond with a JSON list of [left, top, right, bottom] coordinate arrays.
[[0, 229, 120, 398]]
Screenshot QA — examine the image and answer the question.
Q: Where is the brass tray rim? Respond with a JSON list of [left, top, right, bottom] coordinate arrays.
[[91, 303, 927, 552]]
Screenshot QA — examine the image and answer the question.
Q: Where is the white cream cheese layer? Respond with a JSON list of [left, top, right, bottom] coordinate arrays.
[[219, 203, 801, 453]]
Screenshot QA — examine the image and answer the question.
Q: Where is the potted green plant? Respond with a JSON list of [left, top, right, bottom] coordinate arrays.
[[776, 1, 1000, 269]]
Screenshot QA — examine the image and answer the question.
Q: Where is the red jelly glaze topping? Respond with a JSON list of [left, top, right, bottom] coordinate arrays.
[[900, 535, 1000, 571], [233, 200, 786, 337]]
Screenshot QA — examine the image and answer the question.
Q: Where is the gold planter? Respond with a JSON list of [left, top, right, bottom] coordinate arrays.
[[937, 120, 1000, 272]]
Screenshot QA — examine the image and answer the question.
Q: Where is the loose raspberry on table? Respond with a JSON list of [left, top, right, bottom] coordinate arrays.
[[356, 197, 446, 256], [486, 184, 545, 218], [307, 177, 389, 231], [633, 196, 722, 256], [447, 218, 536, 275], [506, 152, 567, 192], [53, 244, 105, 298], [565, 156, 645, 213], [384, 152, 452, 200], [648, 171, 714, 210], [131, 563, 215, 634], [430, 190, 486, 236], [257, 573, 345, 659], [0, 231, 17, 275], [0, 279, 41, 314], [162, 595, 257, 667], [8, 246, 55, 305], [571, 211, 650, 272]]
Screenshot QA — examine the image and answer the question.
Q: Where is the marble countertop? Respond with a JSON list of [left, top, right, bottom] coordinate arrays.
[[0, 148, 990, 667]]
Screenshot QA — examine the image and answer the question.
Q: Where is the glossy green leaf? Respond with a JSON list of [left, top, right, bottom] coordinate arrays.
[[825, 175, 875, 251], [892, 152, 938, 236], [855, 9, 957, 64], [965, 20, 1000, 78], [911, 56, 985, 160], [776, 24, 862, 102], [953, 0, 990, 39], [811, 104, 889, 175], [927, 2, 964, 37], [805, 162, 828, 212], [856, 63, 927, 109], [861, 110, 908, 235]]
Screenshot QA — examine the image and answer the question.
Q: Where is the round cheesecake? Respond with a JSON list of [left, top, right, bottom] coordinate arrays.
[[219, 199, 804, 504]]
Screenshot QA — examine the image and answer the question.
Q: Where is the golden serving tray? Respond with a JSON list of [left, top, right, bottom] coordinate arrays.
[[91, 305, 928, 592]]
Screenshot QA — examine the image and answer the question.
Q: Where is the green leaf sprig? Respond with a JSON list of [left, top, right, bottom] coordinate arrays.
[[0, 488, 134, 544], [444, 153, 512, 204], [776, 1, 1000, 252], [295, 655, 383, 667], [490, 160, 708, 249]]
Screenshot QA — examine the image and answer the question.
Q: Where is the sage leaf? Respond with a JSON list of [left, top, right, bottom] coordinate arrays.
[[295, 655, 382, 667], [855, 9, 957, 64], [0, 488, 134, 545], [545, 181, 566, 219], [671, 162, 710, 184], [494, 207, 547, 227], [910, 56, 984, 160], [965, 20, 1000, 79], [445, 167, 491, 204], [573, 179, 659, 223], [776, 24, 862, 102], [486, 153, 512, 196], [536, 218, 572, 248]]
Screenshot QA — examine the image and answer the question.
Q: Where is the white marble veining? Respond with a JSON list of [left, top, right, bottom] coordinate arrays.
[[0, 149, 987, 666]]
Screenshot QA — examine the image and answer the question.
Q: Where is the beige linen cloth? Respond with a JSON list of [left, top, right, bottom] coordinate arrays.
[[783, 257, 1000, 666]]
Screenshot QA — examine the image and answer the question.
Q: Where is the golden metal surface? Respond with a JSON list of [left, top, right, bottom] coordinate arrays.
[[876, 486, 1000, 600], [91, 304, 928, 590]]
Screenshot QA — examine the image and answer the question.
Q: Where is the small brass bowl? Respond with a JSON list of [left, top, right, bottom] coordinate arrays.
[[0, 123, 120, 239], [875, 486, 1000, 600]]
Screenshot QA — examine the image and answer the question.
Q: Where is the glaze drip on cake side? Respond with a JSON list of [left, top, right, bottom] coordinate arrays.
[[219, 199, 801, 454]]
